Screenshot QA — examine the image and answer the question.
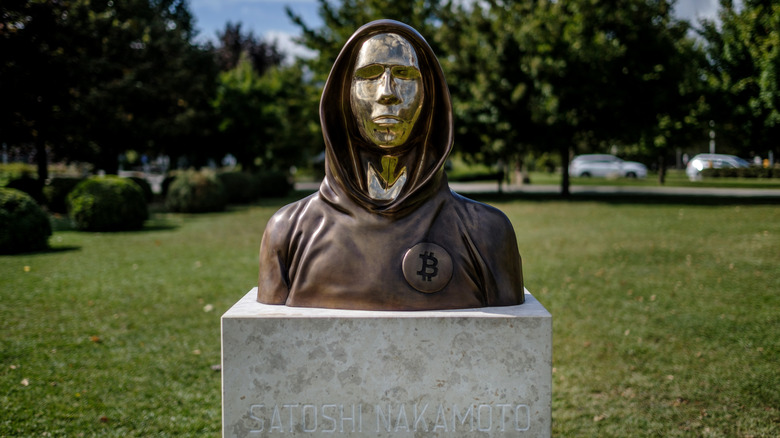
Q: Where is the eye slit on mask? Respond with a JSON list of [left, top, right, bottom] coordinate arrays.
[[391, 66, 421, 80], [354, 64, 384, 79]]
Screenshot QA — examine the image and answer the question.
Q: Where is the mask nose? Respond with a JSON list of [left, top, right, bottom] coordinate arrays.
[[377, 68, 401, 105]]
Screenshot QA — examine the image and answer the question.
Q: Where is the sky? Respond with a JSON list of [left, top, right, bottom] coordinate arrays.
[[190, 0, 322, 59], [189, 0, 722, 60]]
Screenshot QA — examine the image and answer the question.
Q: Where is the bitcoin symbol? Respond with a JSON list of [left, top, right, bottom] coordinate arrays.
[[417, 251, 439, 281], [403, 243, 452, 293]]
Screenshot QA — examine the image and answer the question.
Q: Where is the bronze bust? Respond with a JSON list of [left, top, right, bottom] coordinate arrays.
[[257, 20, 524, 310]]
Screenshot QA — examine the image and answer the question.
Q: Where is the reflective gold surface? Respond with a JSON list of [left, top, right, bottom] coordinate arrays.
[[350, 33, 424, 150]]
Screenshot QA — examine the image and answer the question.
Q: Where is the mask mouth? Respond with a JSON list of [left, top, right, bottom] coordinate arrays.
[[373, 116, 402, 125]]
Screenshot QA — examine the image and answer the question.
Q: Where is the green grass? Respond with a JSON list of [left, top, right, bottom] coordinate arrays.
[[499, 196, 780, 437], [2, 194, 778, 436]]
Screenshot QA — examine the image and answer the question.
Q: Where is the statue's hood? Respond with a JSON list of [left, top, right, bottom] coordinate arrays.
[[318, 19, 453, 217]]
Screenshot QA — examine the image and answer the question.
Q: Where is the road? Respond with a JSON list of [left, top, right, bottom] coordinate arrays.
[[295, 181, 780, 198]]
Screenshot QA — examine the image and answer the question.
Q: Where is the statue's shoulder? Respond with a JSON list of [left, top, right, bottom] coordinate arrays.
[[264, 192, 321, 235], [449, 191, 514, 231]]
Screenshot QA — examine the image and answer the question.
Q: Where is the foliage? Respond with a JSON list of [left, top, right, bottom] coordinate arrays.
[[0, 0, 218, 177], [217, 171, 257, 203], [0, 187, 51, 254], [165, 169, 227, 213], [699, 0, 780, 159], [66, 176, 148, 231], [287, 0, 446, 82], [43, 177, 84, 214], [210, 21, 283, 74], [701, 165, 779, 178], [437, 0, 704, 193], [160, 174, 178, 199], [5, 175, 44, 204], [217, 170, 291, 201], [254, 171, 293, 198], [125, 176, 154, 203], [212, 58, 321, 172], [0, 163, 37, 187]]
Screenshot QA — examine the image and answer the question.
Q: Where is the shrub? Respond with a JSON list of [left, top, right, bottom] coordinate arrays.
[[702, 166, 779, 179], [161, 174, 177, 198], [125, 176, 154, 203], [217, 172, 257, 203], [254, 171, 293, 198], [44, 177, 84, 214], [165, 169, 227, 213], [0, 163, 36, 187], [6, 175, 44, 204], [67, 176, 148, 231], [0, 188, 52, 254], [535, 153, 558, 173]]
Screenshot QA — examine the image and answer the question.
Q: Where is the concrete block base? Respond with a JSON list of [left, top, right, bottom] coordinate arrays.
[[222, 288, 551, 437]]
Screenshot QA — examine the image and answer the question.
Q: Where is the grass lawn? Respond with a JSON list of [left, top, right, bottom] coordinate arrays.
[[2, 193, 778, 436]]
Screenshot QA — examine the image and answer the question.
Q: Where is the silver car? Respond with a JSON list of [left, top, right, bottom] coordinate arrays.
[[569, 154, 648, 178], [685, 153, 750, 181]]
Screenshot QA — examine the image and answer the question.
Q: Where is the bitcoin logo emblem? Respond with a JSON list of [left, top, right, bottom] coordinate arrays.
[[417, 251, 439, 281], [403, 243, 452, 293]]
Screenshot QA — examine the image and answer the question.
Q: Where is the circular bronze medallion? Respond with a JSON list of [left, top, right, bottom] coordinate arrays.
[[402, 243, 453, 293]]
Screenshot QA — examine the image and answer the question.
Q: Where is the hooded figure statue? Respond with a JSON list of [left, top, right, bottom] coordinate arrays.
[[257, 20, 524, 310]]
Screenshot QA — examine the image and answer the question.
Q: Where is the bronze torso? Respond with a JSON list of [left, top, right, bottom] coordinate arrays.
[[257, 20, 524, 310]]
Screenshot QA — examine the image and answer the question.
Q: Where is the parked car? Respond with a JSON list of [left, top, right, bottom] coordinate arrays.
[[685, 153, 751, 181], [569, 154, 648, 178]]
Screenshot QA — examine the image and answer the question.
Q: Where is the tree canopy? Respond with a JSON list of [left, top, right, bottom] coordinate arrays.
[[700, 0, 780, 158], [1, 0, 216, 176]]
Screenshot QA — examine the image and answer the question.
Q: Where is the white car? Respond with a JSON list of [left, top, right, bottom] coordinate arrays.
[[686, 153, 751, 181], [569, 154, 648, 178]]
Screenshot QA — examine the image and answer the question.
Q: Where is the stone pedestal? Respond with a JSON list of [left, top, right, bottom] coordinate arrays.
[[222, 288, 552, 437]]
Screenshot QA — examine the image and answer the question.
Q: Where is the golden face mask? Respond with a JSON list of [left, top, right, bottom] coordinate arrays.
[[350, 33, 424, 149]]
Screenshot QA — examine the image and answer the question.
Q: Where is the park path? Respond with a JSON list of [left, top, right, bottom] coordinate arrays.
[[295, 181, 780, 198]]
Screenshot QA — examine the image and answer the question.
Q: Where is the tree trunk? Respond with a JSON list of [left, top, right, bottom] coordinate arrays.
[[35, 135, 48, 183], [559, 145, 570, 197], [657, 155, 666, 185]]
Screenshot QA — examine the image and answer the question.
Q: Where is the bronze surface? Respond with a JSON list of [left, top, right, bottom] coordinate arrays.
[[257, 20, 524, 310]]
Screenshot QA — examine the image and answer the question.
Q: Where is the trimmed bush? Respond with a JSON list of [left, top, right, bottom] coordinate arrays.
[[161, 174, 177, 198], [254, 171, 293, 198], [0, 188, 52, 254], [701, 166, 779, 179], [217, 172, 257, 204], [125, 176, 154, 203], [165, 169, 227, 213], [67, 176, 148, 231], [6, 175, 44, 204], [44, 177, 84, 214]]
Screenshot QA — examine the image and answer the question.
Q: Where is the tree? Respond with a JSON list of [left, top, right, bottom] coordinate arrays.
[[639, 31, 708, 184], [435, 1, 539, 181], [1, 0, 217, 177], [439, 0, 703, 194], [213, 57, 321, 172], [700, 0, 780, 160], [1, 0, 76, 183], [286, 0, 445, 82], [211, 21, 283, 74]]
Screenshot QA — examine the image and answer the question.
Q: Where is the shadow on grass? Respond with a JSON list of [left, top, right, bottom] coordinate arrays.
[[50, 215, 180, 233], [466, 191, 780, 206], [2, 245, 82, 256], [250, 191, 317, 208], [140, 221, 179, 232]]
